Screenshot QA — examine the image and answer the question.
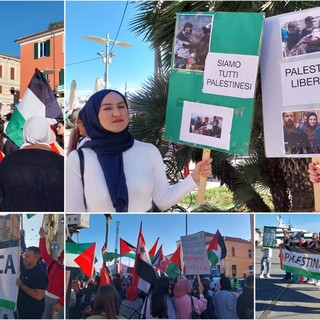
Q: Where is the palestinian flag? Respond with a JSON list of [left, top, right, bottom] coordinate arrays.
[[66, 242, 96, 278], [120, 238, 136, 259], [149, 237, 159, 261], [207, 230, 227, 267], [101, 244, 120, 262], [280, 244, 320, 280], [132, 223, 157, 293], [6, 68, 63, 147], [166, 244, 181, 280]]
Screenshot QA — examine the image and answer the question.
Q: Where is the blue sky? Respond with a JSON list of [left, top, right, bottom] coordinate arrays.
[[69, 213, 251, 267], [255, 213, 320, 234], [66, 1, 154, 99], [0, 1, 64, 56]]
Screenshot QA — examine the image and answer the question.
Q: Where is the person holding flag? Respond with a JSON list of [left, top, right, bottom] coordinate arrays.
[[66, 89, 212, 212]]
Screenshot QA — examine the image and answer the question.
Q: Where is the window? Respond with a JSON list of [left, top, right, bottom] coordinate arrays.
[[10, 68, 15, 80], [59, 68, 64, 85], [231, 247, 235, 257], [0, 85, 2, 94], [34, 39, 50, 59], [232, 265, 237, 275], [248, 248, 252, 258], [0, 65, 2, 78]]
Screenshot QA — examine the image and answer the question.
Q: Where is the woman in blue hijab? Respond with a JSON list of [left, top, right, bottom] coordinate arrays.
[[66, 89, 212, 212]]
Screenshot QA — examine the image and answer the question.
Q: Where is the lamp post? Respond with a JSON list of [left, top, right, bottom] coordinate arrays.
[[83, 33, 133, 89]]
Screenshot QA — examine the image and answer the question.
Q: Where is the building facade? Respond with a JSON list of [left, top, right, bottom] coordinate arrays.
[[0, 214, 20, 241], [0, 54, 20, 115], [15, 23, 64, 108]]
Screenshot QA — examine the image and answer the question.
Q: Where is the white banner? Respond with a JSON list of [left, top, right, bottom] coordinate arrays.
[[181, 231, 210, 275], [0, 240, 20, 310]]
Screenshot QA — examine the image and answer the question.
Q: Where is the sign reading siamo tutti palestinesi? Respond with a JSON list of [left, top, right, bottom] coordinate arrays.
[[165, 12, 264, 155]]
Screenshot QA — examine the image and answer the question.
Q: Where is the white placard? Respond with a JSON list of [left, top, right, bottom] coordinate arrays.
[[202, 52, 259, 98], [281, 58, 320, 106], [181, 232, 210, 275], [0, 242, 20, 310], [179, 100, 234, 151]]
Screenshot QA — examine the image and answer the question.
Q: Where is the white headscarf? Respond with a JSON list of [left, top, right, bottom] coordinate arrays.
[[21, 116, 51, 148]]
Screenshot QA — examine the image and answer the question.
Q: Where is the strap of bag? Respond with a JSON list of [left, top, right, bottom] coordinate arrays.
[[190, 294, 195, 311], [77, 149, 87, 209]]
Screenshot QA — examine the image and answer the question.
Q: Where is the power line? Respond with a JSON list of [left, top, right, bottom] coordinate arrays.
[[66, 1, 129, 67], [109, 0, 129, 55], [66, 56, 101, 66]]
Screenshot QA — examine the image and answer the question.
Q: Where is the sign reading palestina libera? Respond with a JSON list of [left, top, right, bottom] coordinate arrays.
[[260, 7, 320, 158], [165, 12, 264, 155]]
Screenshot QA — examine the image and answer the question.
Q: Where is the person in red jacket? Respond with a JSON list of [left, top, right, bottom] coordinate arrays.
[[39, 227, 64, 319]]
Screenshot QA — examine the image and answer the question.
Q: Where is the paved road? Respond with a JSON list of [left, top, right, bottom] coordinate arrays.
[[256, 246, 320, 319]]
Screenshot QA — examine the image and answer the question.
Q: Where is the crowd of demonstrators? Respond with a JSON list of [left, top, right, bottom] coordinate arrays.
[[282, 15, 320, 57], [66, 89, 212, 212], [67, 271, 255, 319], [0, 116, 64, 211]]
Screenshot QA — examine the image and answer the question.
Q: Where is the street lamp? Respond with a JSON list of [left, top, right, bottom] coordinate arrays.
[[83, 33, 133, 89]]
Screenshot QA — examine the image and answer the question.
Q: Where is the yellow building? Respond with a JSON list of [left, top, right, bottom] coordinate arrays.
[[0, 214, 20, 240], [0, 53, 21, 114]]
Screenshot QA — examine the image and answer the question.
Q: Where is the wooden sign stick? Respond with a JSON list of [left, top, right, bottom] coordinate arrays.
[[312, 157, 320, 212], [196, 148, 211, 205]]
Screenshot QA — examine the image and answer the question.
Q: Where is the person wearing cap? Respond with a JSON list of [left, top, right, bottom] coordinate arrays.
[[174, 22, 194, 69], [173, 278, 207, 319], [301, 16, 316, 38], [119, 285, 143, 319], [196, 23, 211, 67], [39, 227, 64, 319]]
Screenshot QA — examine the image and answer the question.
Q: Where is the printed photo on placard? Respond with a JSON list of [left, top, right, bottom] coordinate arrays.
[[173, 13, 214, 71], [180, 101, 233, 150], [280, 10, 320, 58], [282, 109, 320, 155], [189, 114, 223, 138]]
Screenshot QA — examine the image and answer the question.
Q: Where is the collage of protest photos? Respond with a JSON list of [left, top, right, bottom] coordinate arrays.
[[1, 1, 320, 320]]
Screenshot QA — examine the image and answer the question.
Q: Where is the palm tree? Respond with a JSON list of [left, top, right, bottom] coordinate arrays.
[[128, 0, 318, 212]]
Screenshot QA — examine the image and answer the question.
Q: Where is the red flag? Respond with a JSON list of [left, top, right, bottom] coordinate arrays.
[[148, 237, 159, 260], [155, 246, 169, 272], [99, 262, 111, 286], [279, 244, 284, 269]]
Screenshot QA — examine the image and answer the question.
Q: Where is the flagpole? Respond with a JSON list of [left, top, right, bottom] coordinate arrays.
[[104, 214, 112, 250]]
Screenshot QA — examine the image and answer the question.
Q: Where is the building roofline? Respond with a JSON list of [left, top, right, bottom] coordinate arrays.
[[15, 24, 64, 44], [0, 53, 20, 60]]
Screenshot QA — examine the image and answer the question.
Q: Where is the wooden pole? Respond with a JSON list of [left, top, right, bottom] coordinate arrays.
[[196, 148, 211, 205], [312, 157, 320, 211]]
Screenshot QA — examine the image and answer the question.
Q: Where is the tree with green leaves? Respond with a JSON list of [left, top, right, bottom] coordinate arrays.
[[128, 1, 319, 212]]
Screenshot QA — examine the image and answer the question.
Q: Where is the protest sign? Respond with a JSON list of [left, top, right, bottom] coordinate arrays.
[[261, 8, 320, 157], [280, 244, 320, 280], [0, 240, 20, 310], [181, 231, 210, 275], [165, 12, 264, 155], [263, 227, 277, 247]]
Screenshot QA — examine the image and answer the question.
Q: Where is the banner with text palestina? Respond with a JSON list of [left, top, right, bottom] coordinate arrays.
[[165, 12, 264, 155], [0, 240, 20, 310], [280, 244, 320, 280], [260, 7, 320, 157]]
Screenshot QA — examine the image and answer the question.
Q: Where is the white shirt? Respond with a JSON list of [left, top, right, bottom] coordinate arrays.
[[66, 140, 197, 212]]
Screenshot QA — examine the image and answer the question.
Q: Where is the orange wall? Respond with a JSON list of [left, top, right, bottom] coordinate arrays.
[[20, 33, 64, 97]]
